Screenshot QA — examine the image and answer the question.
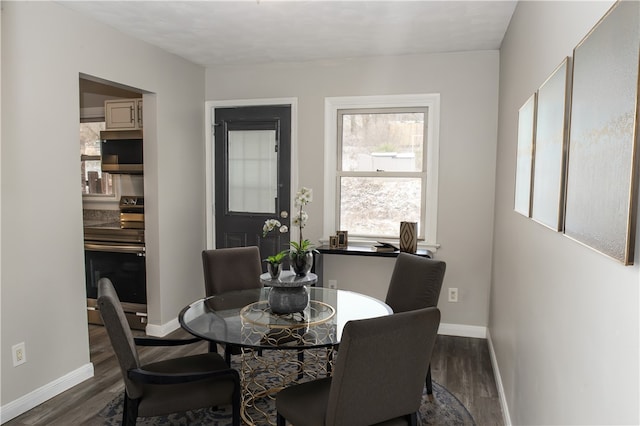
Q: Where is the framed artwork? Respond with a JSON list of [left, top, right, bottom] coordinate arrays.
[[564, 0, 640, 265], [336, 231, 348, 248], [329, 235, 338, 249], [531, 57, 572, 231], [514, 93, 536, 217]]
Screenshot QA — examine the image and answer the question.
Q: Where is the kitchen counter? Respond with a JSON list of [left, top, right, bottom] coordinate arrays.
[[83, 220, 122, 229]]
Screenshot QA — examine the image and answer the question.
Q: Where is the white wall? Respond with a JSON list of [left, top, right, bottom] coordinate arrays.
[[1, 1, 206, 413], [0, 1, 3, 411], [206, 51, 499, 331], [491, 1, 639, 424]]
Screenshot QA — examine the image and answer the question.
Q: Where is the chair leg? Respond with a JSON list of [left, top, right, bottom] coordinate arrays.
[[122, 392, 139, 426], [231, 375, 241, 426], [225, 344, 232, 366], [277, 412, 287, 426], [408, 412, 417, 426], [209, 341, 218, 354], [426, 364, 433, 395]]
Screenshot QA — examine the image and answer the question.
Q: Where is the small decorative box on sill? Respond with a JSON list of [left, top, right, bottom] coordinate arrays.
[[399, 221, 418, 253]]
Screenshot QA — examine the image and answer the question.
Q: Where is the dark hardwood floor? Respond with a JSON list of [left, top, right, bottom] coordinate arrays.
[[430, 335, 504, 425], [4, 326, 503, 425]]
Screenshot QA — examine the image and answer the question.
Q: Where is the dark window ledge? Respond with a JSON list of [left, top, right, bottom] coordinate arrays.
[[316, 245, 432, 258]]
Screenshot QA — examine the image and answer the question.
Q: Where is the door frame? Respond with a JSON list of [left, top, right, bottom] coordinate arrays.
[[205, 98, 299, 249]]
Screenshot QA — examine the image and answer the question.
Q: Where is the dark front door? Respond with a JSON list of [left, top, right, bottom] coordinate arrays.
[[214, 105, 291, 262]]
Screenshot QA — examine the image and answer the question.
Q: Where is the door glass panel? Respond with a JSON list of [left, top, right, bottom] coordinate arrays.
[[228, 129, 277, 214]]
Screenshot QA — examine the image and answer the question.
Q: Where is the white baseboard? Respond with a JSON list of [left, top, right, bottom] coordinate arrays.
[[486, 329, 512, 426], [438, 322, 487, 338], [0, 363, 94, 424], [145, 317, 180, 337]]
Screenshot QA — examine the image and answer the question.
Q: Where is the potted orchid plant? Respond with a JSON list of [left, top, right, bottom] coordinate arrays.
[[289, 187, 318, 276], [262, 187, 318, 277]]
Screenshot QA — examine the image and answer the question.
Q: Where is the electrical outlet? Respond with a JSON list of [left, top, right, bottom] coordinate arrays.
[[327, 280, 338, 289], [12, 342, 26, 366], [448, 288, 459, 303]]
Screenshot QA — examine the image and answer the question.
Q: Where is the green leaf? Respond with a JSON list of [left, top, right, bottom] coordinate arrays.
[[263, 250, 289, 264]]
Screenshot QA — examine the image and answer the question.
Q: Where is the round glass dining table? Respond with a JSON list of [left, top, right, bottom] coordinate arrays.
[[179, 287, 392, 350], [179, 287, 391, 425]]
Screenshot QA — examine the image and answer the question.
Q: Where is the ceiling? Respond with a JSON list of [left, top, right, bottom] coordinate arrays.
[[60, 1, 518, 68]]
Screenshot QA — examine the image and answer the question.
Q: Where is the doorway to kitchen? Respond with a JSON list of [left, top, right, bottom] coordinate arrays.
[[79, 74, 151, 340], [206, 100, 297, 262]]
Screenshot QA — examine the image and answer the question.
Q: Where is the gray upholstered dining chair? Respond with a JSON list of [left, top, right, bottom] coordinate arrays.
[[202, 246, 263, 295], [385, 252, 446, 395], [98, 278, 240, 426], [202, 246, 263, 362], [276, 307, 441, 426]]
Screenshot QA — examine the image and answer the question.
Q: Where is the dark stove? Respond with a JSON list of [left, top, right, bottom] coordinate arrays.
[[84, 196, 146, 330]]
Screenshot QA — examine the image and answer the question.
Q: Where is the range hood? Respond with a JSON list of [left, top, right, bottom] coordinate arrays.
[[101, 129, 143, 141], [101, 130, 144, 174]]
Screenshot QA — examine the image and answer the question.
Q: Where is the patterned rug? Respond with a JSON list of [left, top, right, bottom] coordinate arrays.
[[96, 350, 475, 425]]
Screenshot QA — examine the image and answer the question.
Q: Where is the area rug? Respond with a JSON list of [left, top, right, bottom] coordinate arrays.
[[96, 350, 475, 425]]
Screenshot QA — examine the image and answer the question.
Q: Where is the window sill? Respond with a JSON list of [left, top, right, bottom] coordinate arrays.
[[316, 244, 434, 259], [319, 237, 439, 252]]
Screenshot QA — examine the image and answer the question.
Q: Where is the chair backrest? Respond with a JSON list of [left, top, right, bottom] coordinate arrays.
[[326, 307, 441, 426], [385, 253, 446, 313], [97, 277, 144, 399], [202, 246, 263, 296]]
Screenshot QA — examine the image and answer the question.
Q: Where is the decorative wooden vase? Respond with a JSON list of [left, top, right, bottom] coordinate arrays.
[[399, 221, 417, 253]]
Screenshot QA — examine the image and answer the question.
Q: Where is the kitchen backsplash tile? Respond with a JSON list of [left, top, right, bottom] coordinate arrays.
[[83, 209, 119, 223]]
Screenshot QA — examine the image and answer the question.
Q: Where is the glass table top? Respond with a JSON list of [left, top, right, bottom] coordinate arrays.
[[179, 287, 392, 349]]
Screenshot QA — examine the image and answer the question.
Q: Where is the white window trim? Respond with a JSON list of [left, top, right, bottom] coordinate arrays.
[[323, 94, 440, 249]]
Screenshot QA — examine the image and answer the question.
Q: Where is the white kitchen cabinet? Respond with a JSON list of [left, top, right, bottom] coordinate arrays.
[[105, 99, 143, 130]]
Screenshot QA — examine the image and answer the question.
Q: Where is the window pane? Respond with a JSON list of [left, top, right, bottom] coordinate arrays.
[[228, 129, 277, 214], [80, 122, 113, 195], [80, 122, 104, 156], [340, 176, 421, 237], [341, 112, 424, 172]]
